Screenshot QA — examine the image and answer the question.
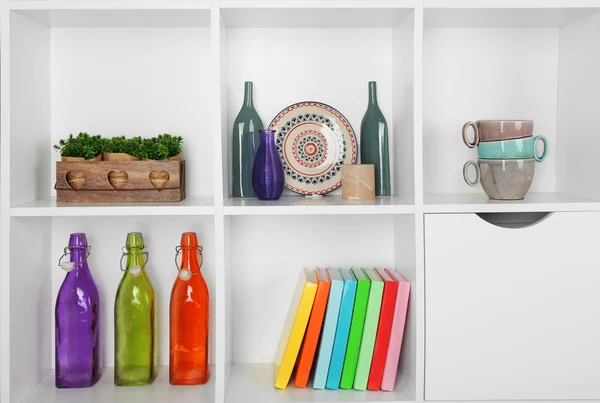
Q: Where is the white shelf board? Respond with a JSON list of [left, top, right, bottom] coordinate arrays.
[[220, 0, 418, 9], [9, 0, 211, 10], [20, 366, 214, 403], [424, 192, 600, 213], [10, 195, 215, 217], [12, 7, 211, 28], [424, 7, 600, 28], [224, 195, 414, 215], [226, 363, 414, 403], [424, 0, 600, 9], [220, 7, 414, 28]]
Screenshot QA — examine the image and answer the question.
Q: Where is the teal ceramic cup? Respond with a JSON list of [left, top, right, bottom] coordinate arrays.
[[477, 135, 548, 162]]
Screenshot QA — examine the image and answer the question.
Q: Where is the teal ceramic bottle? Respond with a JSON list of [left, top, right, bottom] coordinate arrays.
[[360, 81, 391, 196], [232, 81, 264, 198]]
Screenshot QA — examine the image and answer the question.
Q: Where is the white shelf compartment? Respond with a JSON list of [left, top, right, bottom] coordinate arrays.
[[10, 0, 211, 9], [20, 366, 215, 403], [224, 196, 414, 215], [9, 216, 216, 403], [422, 6, 600, 208], [227, 363, 414, 403], [424, 0, 600, 9], [218, 3, 417, 211], [222, 214, 418, 402], [10, 2, 211, 28], [10, 195, 215, 217], [9, 6, 213, 213]]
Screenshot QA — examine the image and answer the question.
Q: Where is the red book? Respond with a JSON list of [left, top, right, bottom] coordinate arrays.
[[294, 268, 331, 388], [367, 268, 399, 390]]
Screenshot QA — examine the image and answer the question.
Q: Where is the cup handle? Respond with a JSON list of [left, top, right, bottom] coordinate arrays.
[[462, 121, 479, 148], [534, 135, 548, 162], [463, 160, 481, 186]]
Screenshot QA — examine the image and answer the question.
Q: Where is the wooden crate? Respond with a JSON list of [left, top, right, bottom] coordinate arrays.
[[55, 160, 186, 202]]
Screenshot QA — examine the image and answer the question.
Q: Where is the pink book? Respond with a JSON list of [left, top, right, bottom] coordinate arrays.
[[380, 269, 411, 391]]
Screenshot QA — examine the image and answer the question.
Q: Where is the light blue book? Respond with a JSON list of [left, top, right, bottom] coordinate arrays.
[[326, 268, 358, 389], [312, 268, 344, 389]]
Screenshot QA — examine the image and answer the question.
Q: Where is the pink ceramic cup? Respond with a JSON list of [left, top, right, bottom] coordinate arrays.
[[462, 120, 533, 148]]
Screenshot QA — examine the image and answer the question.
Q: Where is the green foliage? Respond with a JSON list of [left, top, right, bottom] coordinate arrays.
[[103, 136, 144, 156], [137, 134, 183, 160], [54, 133, 183, 160], [127, 137, 145, 159], [53, 132, 103, 160]]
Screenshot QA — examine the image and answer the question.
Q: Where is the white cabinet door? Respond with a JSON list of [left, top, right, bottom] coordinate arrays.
[[425, 212, 600, 401]]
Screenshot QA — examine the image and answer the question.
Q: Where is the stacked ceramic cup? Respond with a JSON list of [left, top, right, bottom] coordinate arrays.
[[462, 120, 548, 200]]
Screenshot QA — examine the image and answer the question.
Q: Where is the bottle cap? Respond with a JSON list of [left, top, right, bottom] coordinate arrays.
[[126, 232, 145, 249], [180, 232, 198, 248], [179, 268, 192, 281], [62, 262, 75, 272], [129, 265, 142, 277]]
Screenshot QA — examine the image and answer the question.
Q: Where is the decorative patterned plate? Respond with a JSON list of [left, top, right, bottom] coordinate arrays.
[[268, 101, 357, 195]]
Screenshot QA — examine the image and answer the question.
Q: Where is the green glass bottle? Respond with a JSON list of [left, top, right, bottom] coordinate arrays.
[[360, 81, 391, 196], [232, 81, 264, 198], [114, 232, 157, 386]]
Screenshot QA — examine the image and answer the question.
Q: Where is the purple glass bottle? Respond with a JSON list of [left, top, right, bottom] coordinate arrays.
[[55, 233, 101, 388], [252, 129, 284, 200]]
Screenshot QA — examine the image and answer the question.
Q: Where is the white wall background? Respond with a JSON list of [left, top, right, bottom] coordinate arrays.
[[227, 28, 393, 197], [230, 214, 395, 363], [50, 27, 213, 197], [423, 28, 559, 194]]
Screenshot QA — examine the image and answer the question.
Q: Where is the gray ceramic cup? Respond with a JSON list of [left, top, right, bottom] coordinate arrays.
[[462, 120, 534, 148], [463, 158, 535, 200]]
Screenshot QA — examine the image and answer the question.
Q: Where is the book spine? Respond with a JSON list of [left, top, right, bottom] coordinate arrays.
[[367, 280, 399, 390], [353, 281, 383, 390], [381, 281, 411, 391], [313, 280, 343, 389], [340, 279, 370, 389]]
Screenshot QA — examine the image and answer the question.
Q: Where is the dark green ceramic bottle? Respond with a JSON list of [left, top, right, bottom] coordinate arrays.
[[232, 81, 264, 198], [360, 81, 391, 196]]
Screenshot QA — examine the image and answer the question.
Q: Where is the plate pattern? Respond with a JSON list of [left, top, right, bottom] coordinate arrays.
[[269, 102, 357, 195], [292, 130, 328, 169]]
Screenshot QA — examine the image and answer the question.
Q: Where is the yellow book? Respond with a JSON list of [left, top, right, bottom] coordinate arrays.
[[273, 268, 318, 389]]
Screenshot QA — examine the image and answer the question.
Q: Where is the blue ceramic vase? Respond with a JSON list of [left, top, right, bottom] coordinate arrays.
[[252, 130, 284, 200], [232, 82, 263, 198]]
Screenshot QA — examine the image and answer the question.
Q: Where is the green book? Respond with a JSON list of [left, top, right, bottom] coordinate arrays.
[[353, 268, 384, 390], [339, 268, 371, 389]]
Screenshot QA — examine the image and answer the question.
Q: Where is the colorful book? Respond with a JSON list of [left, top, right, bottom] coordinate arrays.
[[353, 268, 383, 390], [312, 268, 344, 389], [273, 268, 318, 389], [326, 268, 357, 389], [381, 269, 411, 391], [367, 268, 400, 390], [340, 267, 371, 389], [294, 268, 332, 388]]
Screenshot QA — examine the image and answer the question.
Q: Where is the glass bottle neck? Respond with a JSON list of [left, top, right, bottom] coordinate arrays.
[[243, 82, 254, 108], [126, 247, 144, 269], [260, 131, 274, 144], [180, 248, 200, 273], [368, 82, 378, 106], [70, 248, 90, 273], [71, 248, 85, 263]]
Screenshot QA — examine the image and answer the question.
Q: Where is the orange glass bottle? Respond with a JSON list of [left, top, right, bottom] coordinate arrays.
[[170, 232, 210, 385]]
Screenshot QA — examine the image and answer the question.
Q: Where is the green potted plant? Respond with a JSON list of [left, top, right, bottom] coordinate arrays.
[[102, 136, 140, 161], [54, 132, 103, 161], [139, 134, 183, 161]]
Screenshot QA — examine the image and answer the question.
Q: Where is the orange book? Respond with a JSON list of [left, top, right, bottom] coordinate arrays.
[[294, 268, 331, 388]]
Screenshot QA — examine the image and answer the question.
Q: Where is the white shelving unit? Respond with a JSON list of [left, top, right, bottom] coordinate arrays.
[[1, 1, 600, 403]]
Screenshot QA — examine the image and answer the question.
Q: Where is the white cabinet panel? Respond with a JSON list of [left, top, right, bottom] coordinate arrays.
[[425, 212, 600, 401]]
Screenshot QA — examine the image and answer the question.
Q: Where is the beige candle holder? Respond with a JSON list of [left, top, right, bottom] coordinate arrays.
[[342, 164, 376, 201]]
